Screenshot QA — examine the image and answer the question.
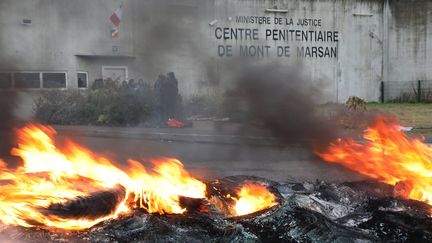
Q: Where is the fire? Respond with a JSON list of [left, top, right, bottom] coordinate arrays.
[[0, 123, 276, 230], [0, 123, 206, 230], [125, 159, 207, 214], [233, 183, 278, 216], [316, 116, 432, 205]]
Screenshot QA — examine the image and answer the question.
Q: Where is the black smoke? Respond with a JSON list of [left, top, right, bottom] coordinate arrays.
[[0, 90, 17, 155], [131, 0, 212, 81], [222, 62, 342, 148], [0, 21, 19, 160]]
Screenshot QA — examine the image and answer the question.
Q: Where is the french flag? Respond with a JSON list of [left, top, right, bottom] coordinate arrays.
[[110, 4, 123, 37]]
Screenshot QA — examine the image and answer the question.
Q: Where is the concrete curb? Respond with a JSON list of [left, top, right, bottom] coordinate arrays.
[[54, 126, 286, 146], [54, 126, 432, 146]]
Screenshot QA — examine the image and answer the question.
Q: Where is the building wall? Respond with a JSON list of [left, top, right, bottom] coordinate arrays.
[[387, 0, 431, 82], [0, 0, 430, 102], [210, 0, 383, 102]]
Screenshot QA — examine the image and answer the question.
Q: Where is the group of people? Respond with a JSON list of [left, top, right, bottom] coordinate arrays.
[[91, 72, 183, 125], [92, 78, 148, 90], [154, 72, 180, 121]]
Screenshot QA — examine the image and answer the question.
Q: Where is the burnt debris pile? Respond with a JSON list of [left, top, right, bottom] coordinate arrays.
[[0, 176, 431, 242]]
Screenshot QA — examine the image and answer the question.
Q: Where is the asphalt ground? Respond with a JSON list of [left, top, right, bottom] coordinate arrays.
[[52, 122, 367, 183]]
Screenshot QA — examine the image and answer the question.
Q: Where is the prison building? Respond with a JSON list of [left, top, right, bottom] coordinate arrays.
[[0, 0, 431, 102]]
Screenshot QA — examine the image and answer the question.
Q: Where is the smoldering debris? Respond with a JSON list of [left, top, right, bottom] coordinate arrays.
[[1, 176, 432, 242], [41, 185, 126, 220]]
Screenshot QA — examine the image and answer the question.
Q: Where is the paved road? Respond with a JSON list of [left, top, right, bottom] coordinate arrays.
[[54, 127, 366, 183]]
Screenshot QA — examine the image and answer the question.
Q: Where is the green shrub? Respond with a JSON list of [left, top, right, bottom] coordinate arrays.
[[34, 87, 158, 126], [34, 90, 86, 125], [183, 93, 223, 117]]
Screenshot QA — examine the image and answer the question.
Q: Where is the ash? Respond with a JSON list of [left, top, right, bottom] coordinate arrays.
[[1, 176, 431, 243]]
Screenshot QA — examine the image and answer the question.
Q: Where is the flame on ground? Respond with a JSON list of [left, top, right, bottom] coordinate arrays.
[[316, 116, 432, 205], [0, 124, 206, 230], [233, 183, 278, 216]]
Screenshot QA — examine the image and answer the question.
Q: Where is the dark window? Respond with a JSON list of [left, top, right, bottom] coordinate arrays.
[[0, 73, 12, 89], [42, 73, 66, 88], [15, 73, 40, 88], [77, 72, 88, 88]]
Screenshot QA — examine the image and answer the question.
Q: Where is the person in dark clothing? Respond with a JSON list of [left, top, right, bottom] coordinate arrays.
[[154, 74, 165, 91], [121, 80, 129, 90], [166, 72, 180, 119], [128, 79, 136, 90], [167, 72, 178, 93], [92, 78, 104, 89], [154, 74, 168, 121], [78, 77, 86, 88], [104, 78, 116, 89], [138, 79, 145, 90]]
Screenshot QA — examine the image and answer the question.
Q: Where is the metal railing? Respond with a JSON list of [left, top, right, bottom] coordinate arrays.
[[381, 80, 432, 102]]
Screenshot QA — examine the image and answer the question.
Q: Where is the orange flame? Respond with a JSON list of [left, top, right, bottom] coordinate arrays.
[[0, 123, 206, 230], [233, 183, 278, 216], [316, 116, 432, 205], [125, 158, 207, 214]]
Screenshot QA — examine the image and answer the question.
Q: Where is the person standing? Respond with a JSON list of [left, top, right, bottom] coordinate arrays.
[[154, 74, 164, 91], [155, 74, 168, 121], [154, 72, 181, 124], [166, 72, 180, 119]]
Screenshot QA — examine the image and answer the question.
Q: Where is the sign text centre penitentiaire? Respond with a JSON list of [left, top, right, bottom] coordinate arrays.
[[214, 16, 340, 59]]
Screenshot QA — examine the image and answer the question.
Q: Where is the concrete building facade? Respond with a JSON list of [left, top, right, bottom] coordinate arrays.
[[0, 0, 430, 102]]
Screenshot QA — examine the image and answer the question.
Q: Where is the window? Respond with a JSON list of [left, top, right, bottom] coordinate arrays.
[[15, 73, 40, 88], [12, 72, 67, 89], [0, 73, 12, 89], [77, 72, 88, 88], [102, 66, 128, 83], [42, 72, 66, 88]]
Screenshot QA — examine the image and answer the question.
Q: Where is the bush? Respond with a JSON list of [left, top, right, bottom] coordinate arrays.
[[183, 93, 223, 117], [34, 87, 158, 126], [34, 90, 86, 125]]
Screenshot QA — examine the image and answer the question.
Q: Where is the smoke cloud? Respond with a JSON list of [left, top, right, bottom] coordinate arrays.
[[0, 90, 17, 156], [131, 0, 211, 83], [0, 25, 19, 161], [222, 62, 342, 148]]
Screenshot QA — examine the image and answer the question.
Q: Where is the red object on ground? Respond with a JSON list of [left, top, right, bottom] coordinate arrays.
[[167, 118, 186, 128]]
